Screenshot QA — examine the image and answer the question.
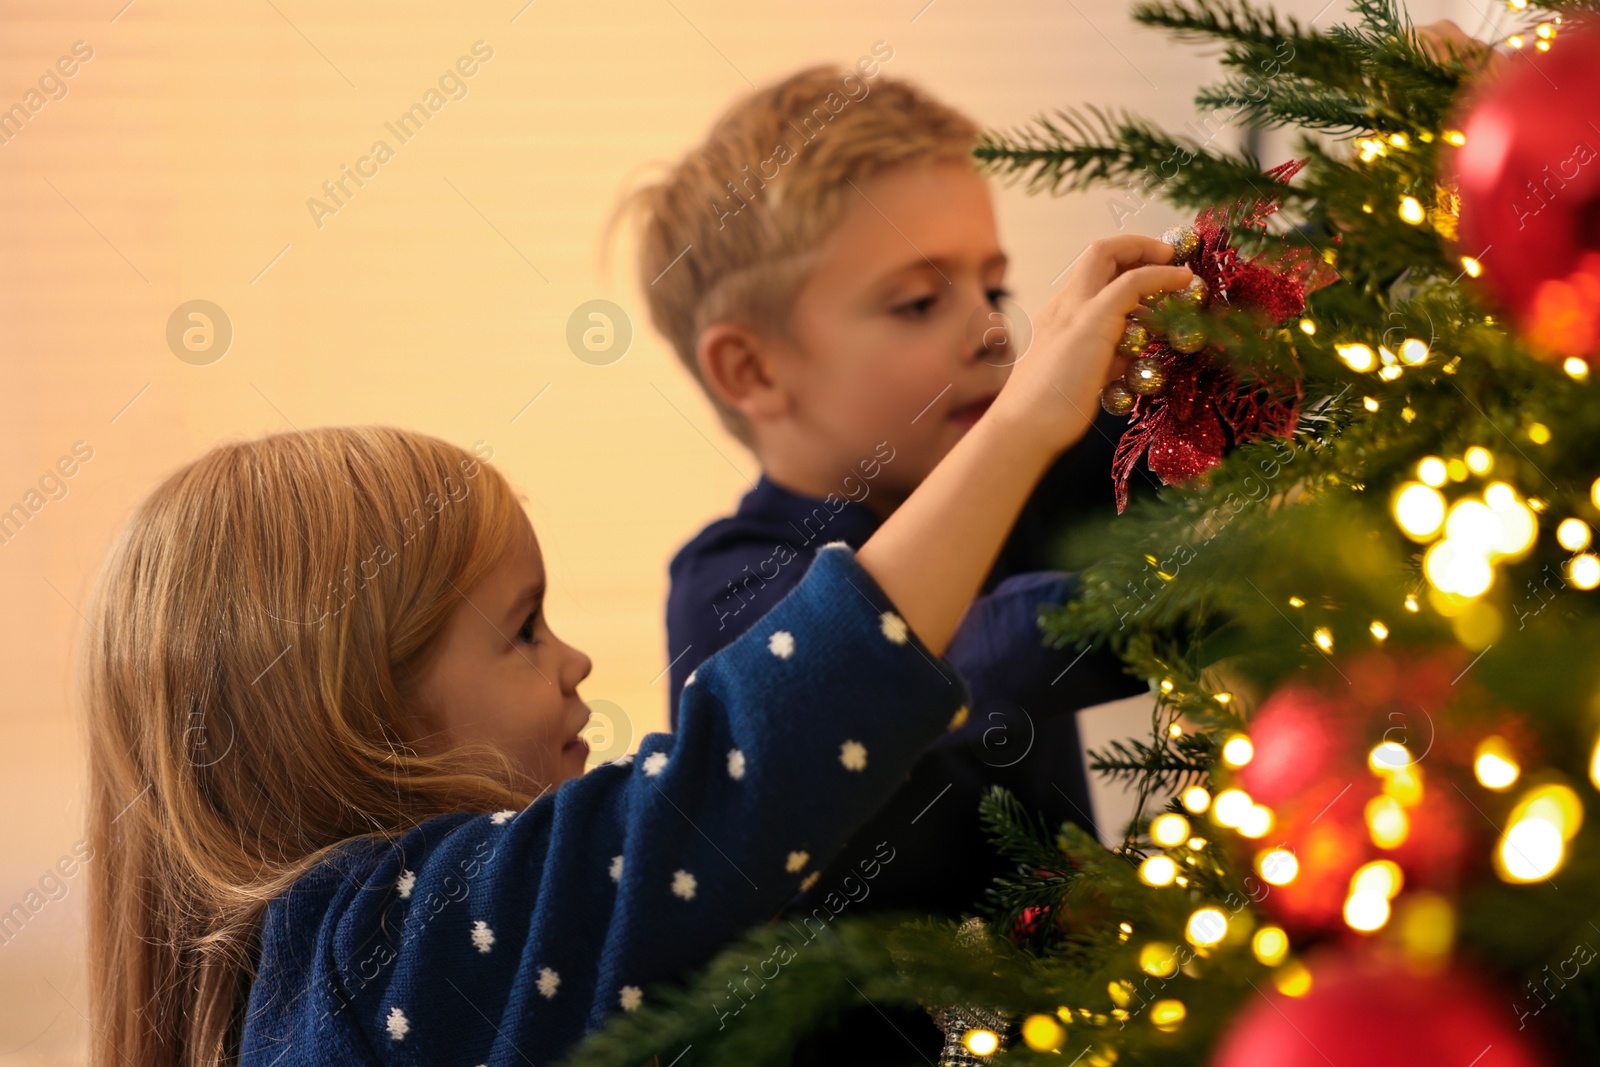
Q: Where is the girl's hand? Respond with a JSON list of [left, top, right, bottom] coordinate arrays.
[[988, 235, 1193, 459], [856, 234, 1190, 655]]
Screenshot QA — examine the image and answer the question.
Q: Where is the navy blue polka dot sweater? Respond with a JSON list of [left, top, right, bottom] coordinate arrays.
[[237, 543, 970, 1065]]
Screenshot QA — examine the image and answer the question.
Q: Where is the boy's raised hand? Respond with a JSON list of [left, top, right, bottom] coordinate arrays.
[[857, 234, 1192, 656], [991, 234, 1193, 456]]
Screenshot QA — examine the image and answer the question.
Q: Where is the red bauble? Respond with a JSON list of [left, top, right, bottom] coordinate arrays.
[[1448, 25, 1600, 359], [1231, 652, 1485, 934], [1211, 956, 1547, 1067]]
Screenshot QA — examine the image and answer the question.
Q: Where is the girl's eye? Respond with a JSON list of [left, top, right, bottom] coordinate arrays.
[[516, 611, 539, 645], [893, 295, 937, 318], [987, 286, 1013, 308]]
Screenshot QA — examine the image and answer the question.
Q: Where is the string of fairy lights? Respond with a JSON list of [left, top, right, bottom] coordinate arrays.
[[935, 8, 1592, 1062]]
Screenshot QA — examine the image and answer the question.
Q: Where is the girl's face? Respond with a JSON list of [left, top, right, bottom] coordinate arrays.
[[413, 511, 595, 790]]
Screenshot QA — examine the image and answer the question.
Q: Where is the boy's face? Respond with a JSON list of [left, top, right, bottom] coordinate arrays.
[[414, 511, 596, 791], [767, 160, 1013, 507]]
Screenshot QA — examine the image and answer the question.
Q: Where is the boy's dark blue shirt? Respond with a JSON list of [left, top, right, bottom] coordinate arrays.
[[665, 415, 1148, 925]]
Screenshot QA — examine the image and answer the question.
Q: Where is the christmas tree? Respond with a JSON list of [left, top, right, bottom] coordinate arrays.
[[567, 2, 1600, 1063]]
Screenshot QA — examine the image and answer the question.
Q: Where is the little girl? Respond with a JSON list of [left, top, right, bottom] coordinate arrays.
[[82, 236, 1188, 1066]]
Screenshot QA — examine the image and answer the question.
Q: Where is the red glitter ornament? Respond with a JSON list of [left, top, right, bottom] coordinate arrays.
[[1228, 650, 1518, 935], [1447, 23, 1600, 361], [1112, 161, 1337, 511], [1212, 955, 1548, 1067]]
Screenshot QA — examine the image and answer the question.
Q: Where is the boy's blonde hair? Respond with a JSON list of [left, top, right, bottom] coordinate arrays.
[[82, 427, 536, 1067], [610, 57, 981, 444]]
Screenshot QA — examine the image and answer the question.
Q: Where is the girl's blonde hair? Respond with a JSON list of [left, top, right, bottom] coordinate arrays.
[[83, 426, 538, 1067]]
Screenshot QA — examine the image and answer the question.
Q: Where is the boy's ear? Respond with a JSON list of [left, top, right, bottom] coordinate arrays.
[[694, 322, 791, 423]]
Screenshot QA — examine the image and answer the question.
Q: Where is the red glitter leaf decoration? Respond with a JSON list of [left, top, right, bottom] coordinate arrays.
[[1111, 160, 1336, 512]]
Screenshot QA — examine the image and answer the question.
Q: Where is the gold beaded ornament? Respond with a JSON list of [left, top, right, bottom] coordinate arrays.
[[1097, 226, 1205, 412]]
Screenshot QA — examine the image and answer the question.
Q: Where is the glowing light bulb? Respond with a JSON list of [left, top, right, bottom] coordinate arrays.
[[1566, 357, 1590, 380], [1252, 926, 1289, 966], [1344, 891, 1391, 932], [1394, 483, 1446, 539], [1460, 254, 1481, 275], [1139, 854, 1178, 886], [1404, 593, 1420, 612], [1368, 740, 1412, 773], [1529, 423, 1552, 445], [963, 1028, 1000, 1056], [1558, 518, 1592, 551], [1139, 941, 1178, 978], [1474, 736, 1519, 790], [1336, 343, 1377, 372], [1399, 196, 1425, 224], [1384, 764, 1424, 806], [1238, 805, 1274, 839], [1185, 907, 1228, 947], [1366, 794, 1410, 848], [1275, 961, 1313, 996], [1351, 859, 1404, 899], [1497, 816, 1564, 883], [1464, 446, 1493, 474], [1424, 540, 1493, 598], [1181, 786, 1210, 814], [1313, 627, 1334, 652], [1256, 848, 1299, 886], [1445, 499, 1504, 552], [1212, 789, 1252, 827], [1221, 735, 1254, 768], [1590, 736, 1600, 792], [1485, 489, 1538, 556], [1496, 784, 1583, 883], [1299, 318, 1316, 335], [1399, 338, 1430, 365], [1370, 620, 1389, 640], [1569, 554, 1600, 590], [1149, 999, 1186, 1033], [1592, 478, 1600, 510], [1150, 813, 1191, 848], [1021, 1014, 1067, 1053]]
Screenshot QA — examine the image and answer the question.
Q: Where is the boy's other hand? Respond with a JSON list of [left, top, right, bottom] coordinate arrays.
[[988, 235, 1192, 458]]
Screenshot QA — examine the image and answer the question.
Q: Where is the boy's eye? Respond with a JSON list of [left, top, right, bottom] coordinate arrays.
[[986, 286, 1013, 308], [894, 294, 937, 318], [516, 611, 540, 645]]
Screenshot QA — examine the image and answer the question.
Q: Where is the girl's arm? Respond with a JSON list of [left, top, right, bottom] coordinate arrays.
[[240, 544, 970, 1067], [857, 235, 1190, 656]]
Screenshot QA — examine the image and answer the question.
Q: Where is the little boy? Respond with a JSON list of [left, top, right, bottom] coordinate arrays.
[[624, 55, 1148, 898], [617, 56, 1147, 1059]]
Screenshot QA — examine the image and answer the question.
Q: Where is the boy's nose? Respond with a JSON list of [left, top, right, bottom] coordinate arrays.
[[967, 303, 1023, 367]]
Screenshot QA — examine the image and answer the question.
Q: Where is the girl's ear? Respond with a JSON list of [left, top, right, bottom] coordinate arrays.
[[694, 322, 792, 425]]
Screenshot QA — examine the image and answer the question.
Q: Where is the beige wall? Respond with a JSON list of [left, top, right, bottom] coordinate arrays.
[[0, 0, 1471, 1059]]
